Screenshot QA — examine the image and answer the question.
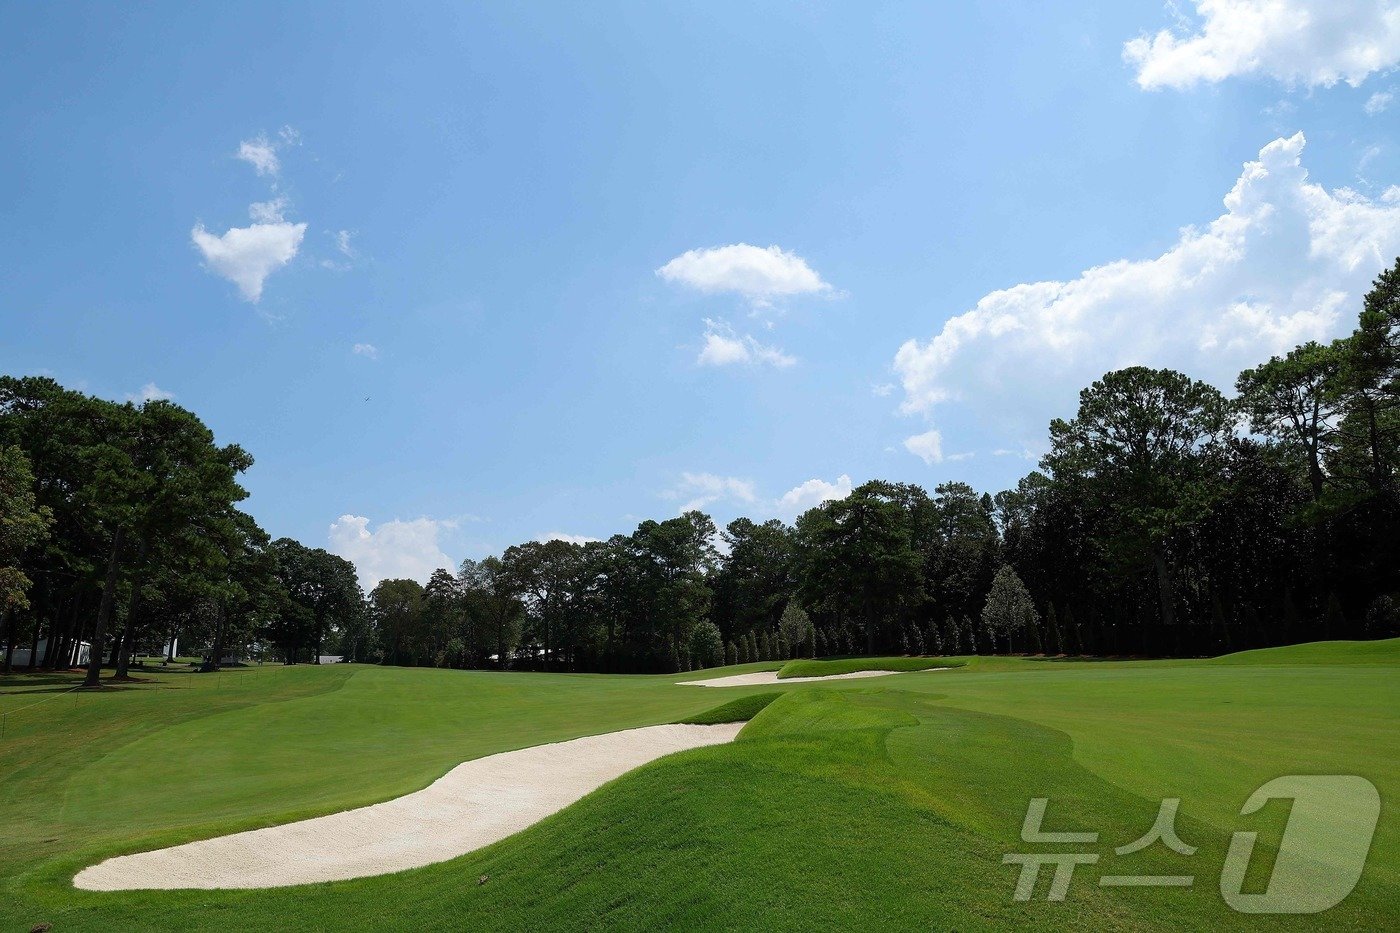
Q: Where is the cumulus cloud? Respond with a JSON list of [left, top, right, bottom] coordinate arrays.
[[352, 342, 379, 359], [191, 219, 306, 302], [664, 472, 759, 514], [697, 319, 796, 368], [236, 135, 281, 176], [126, 382, 174, 403], [328, 515, 455, 591], [1125, 0, 1400, 90], [536, 532, 602, 545], [893, 133, 1400, 450], [775, 474, 853, 518], [904, 430, 945, 466], [1366, 89, 1395, 113], [658, 243, 831, 306]]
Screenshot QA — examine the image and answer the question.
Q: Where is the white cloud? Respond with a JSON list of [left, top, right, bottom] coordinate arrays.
[[1366, 89, 1395, 113], [126, 382, 174, 403], [658, 243, 831, 306], [535, 532, 602, 545], [1125, 0, 1400, 90], [697, 319, 796, 368], [236, 135, 281, 176], [893, 133, 1400, 451], [327, 514, 455, 591], [336, 230, 355, 257], [904, 430, 945, 465], [352, 342, 379, 359], [775, 474, 853, 517], [664, 472, 759, 513], [191, 220, 307, 302], [871, 382, 895, 397], [248, 197, 289, 223]]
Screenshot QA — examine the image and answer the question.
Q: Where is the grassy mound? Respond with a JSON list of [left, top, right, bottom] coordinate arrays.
[[776, 656, 962, 679], [676, 692, 780, 724], [1207, 637, 1400, 666]]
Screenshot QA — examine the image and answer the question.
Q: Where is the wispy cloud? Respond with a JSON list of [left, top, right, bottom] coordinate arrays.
[[697, 319, 795, 368], [236, 135, 281, 177], [126, 382, 175, 403]]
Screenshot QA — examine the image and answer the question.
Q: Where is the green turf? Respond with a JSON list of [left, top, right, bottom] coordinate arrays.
[[1, 641, 1395, 930], [775, 655, 962, 678], [676, 692, 780, 724]]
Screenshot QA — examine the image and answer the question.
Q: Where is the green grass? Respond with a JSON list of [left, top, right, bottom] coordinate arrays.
[[676, 692, 780, 724], [776, 655, 963, 678], [1, 641, 1395, 930]]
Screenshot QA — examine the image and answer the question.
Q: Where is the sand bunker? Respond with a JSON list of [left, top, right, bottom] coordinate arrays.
[[678, 668, 947, 687], [75, 722, 742, 891]]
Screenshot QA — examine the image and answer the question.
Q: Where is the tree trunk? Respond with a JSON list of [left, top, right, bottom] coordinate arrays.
[[203, 602, 226, 673], [115, 559, 146, 679], [107, 627, 122, 667], [25, 609, 40, 671], [2, 609, 14, 674], [84, 527, 125, 688]]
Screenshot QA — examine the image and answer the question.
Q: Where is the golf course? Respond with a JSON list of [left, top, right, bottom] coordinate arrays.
[[2, 639, 1394, 930]]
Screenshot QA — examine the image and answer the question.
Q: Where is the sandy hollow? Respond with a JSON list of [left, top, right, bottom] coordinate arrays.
[[74, 722, 743, 891], [677, 668, 949, 688]]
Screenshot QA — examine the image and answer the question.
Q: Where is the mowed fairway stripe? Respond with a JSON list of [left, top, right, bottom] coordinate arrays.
[[73, 723, 742, 890]]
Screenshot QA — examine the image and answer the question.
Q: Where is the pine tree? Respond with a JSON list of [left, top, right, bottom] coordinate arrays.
[[725, 641, 738, 666], [737, 636, 750, 664], [1045, 603, 1061, 655], [757, 630, 770, 661], [667, 642, 681, 674]]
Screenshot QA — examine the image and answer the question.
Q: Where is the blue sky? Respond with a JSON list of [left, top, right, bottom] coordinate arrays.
[[4, 1, 1400, 587]]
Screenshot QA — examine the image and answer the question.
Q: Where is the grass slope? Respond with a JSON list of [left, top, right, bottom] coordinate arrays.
[[776, 656, 961, 678], [677, 693, 780, 724], [1, 640, 1395, 930]]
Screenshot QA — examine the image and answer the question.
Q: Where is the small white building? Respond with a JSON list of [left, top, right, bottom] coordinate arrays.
[[8, 638, 90, 668]]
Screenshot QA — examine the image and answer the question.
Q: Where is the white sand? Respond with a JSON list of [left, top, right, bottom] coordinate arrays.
[[74, 722, 743, 891], [678, 668, 949, 687]]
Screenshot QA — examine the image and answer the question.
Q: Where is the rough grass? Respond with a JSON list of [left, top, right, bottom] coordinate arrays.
[[1, 640, 1395, 930], [776, 655, 963, 679], [676, 692, 780, 724]]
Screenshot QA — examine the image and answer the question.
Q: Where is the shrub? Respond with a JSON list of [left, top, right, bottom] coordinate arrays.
[[688, 621, 724, 669]]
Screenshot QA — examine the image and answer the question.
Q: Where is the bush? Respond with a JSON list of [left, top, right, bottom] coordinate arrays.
[[688, 620, 724, 670]]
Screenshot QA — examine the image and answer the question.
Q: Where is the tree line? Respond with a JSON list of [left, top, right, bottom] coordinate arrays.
[[2, 260, 1398, 678]]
